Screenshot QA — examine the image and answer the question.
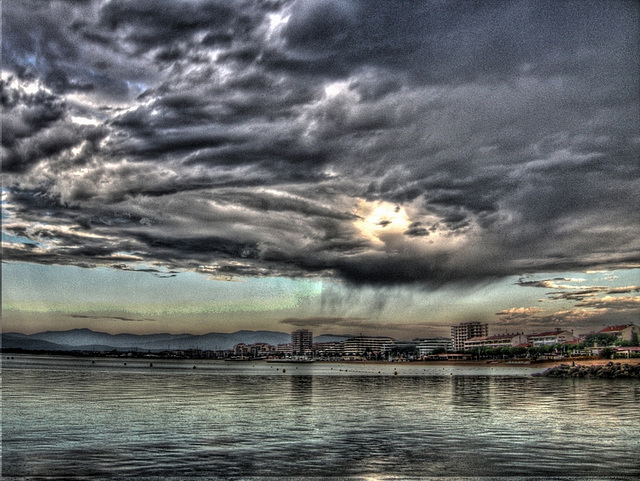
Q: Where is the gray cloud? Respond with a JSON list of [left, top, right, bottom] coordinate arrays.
[[2, 0, 639, 287], [280, 315, 430, 337], [70, 314, 157, 322], [516, 277, 640, 301], [280, 316, 371, 329]]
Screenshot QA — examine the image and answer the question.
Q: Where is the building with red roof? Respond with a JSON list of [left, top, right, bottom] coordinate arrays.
[[527, 329, 575, 347], [598, 324, 639, 343]]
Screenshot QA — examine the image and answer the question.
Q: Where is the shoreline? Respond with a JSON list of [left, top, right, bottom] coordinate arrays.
[[319, 358, 640, 369], [5, 350, 639, 370]]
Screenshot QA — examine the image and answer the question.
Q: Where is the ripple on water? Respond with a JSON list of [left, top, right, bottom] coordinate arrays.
[[2, 356, 639, 478]]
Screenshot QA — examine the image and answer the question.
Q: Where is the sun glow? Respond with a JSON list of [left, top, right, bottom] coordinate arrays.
[[353, 200, 411, 244]]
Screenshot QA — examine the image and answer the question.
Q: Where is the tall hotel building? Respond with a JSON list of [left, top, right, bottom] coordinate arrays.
[[291, 329, 313, 355], [451, 321, 489, 351]]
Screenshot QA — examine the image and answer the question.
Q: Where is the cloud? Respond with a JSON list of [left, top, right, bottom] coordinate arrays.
[[280, 316, 371, 329], [517, 277, 640, 301], [70, 314, 157, 322], [574, 296, 640, 310], [2, 0, 639, 287], [279, 315, 433, 337], [516, 278, 586, 289], [496, 307, 544, 318], [494, 294, 640, 330]]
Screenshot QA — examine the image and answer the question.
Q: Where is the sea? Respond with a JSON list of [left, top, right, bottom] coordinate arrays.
[[2, 354, 639, 480]]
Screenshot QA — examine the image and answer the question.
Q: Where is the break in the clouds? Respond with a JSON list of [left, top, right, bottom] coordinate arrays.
[[2, 0, 639, 287]]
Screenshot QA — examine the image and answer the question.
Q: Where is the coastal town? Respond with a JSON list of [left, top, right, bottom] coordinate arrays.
[[226, 322, 640, 363], [7, 321, 638, 364]]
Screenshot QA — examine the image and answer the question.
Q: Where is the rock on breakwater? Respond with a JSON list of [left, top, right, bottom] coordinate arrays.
[[534, 361, 640, 379]]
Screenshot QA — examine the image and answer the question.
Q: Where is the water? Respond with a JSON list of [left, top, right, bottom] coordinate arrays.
[[2, 355, 639, 480]]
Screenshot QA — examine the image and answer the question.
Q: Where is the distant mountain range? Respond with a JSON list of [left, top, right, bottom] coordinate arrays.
[[1, 329, 350, 352]]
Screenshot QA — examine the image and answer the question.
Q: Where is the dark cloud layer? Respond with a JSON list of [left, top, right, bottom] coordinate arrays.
[[71, 314, 157, 323], [2, 0, 639, 286]]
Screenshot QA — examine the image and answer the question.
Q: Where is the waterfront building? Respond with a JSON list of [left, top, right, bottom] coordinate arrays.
[[248, 343, 276, 358], [342, 336, 394, 356], [528, 329, 575, 347], [464, 333, 528, 351], [291, 329, 313, 355], [416, 337, 454, 356], [276, 343, 293, 355], [314, 341, 342, 358], [233, 343, 249, 357], [382, 341, 420, 360], [451, 322, 488, 351], [598, 324, 639, 343]]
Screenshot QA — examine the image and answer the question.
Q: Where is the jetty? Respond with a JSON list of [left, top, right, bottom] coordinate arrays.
[[534, 361, 640, 379]]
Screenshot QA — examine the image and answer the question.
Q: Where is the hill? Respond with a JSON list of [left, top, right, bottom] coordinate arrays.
[[2, 329, 349, 352]]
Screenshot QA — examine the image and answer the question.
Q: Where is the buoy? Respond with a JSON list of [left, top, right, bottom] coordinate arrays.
[[124, 362, 127, 366], [193, 365, 196, 369], [92, 360, 95, 364], [282, 368, 286, 373]]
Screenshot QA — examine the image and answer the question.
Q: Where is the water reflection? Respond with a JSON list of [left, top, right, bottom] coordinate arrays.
[[3, 357, 640, 478], [289, 375, 313, 404], [451, 375, 492, 409]]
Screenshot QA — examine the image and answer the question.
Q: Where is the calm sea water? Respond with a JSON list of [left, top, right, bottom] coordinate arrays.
[[2, 355, 639, 480]]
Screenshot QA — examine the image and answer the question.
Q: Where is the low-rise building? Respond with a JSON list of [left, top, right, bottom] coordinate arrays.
[[464, 333, 528, 351], [342, 336, 394, 356], [314, 341, 342, 357], [599, 324, 639, 343], [416, 337, 454, 356], [276, 343, 293, 355], [382, 341, 420, 360], [528, 329, 575, 347], [233, 343, 249, 357], [249, 342, 276, 358]]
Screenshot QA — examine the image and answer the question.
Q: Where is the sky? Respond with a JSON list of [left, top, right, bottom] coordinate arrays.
[[2, 0, 639, 339]]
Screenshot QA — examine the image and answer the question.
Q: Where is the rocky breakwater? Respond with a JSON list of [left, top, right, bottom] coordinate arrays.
[[534, 362, 640, 379]]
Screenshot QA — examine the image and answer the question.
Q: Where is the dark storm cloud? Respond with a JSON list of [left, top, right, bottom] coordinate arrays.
[[2, 0, 639, 286], [1, 76, 108, 172]]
